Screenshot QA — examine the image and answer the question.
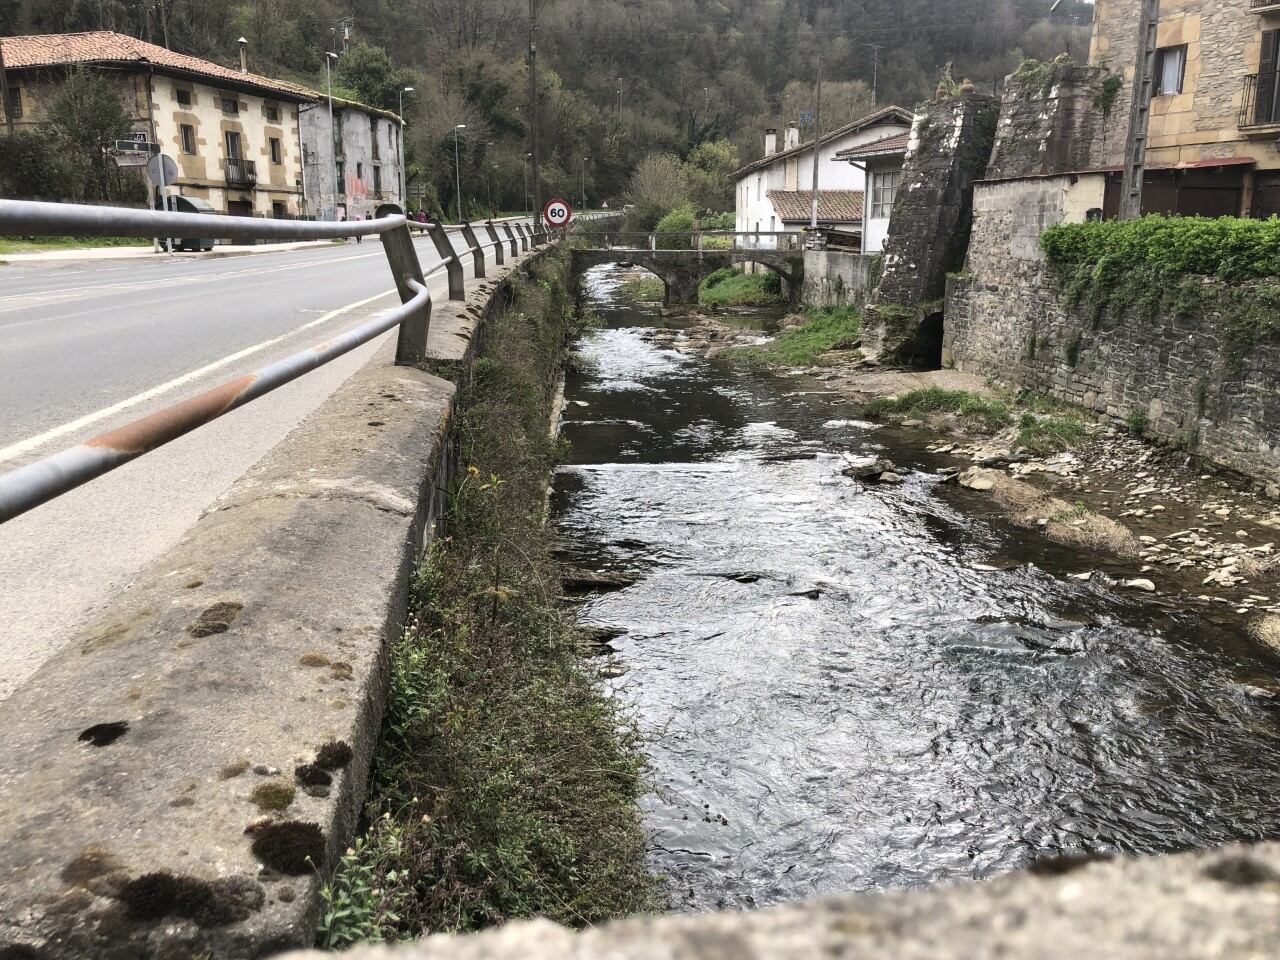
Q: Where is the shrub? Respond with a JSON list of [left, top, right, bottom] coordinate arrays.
[[1040, 215, 1280, 282], [655, 203, 696, 249]]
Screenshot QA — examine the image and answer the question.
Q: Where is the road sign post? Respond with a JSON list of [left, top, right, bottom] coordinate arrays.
[[543, 197, 573, 230]]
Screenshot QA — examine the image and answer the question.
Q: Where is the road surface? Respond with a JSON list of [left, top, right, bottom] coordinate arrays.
[[0, 227, 510, 699]]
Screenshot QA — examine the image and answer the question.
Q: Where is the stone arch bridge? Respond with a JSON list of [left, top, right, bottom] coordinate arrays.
[[570, 235, 805, 307]]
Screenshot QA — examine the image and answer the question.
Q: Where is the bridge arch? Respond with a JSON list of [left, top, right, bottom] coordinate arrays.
[[570, 245, 804, 309]]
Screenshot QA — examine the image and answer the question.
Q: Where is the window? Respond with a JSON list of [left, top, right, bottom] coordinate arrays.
[[373, 165, 382, 195], [356, 161, 363, 180], [180, 123, 196, 155], [221, 97, 239, 115], [333, 110, 344, 147], [5, 86, 22, 119], [371, 118, 380, 159], [265, 103, 280, 123], [756, 176, 762, 201], [272, 201, 287, 219], [336, 160, 346, 196], [1155, 45, 1187, 96], [871, 169, 899, 219], [225, 130, 242, 160], [270, 137, 282, 164], [176, 89, 192, 107]]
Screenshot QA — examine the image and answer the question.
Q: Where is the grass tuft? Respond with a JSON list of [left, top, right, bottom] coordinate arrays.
[[726, 306, 862, 369]]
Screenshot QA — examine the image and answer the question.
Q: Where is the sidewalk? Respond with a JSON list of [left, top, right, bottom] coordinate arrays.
[[0, 238, 342, 264]]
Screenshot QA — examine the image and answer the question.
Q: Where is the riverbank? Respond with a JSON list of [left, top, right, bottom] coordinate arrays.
[[320, 252, 656, 947], [673, 309, 1280, 656]]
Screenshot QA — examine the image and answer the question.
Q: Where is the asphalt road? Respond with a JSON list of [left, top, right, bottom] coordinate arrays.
[[0, 226, 513, 700]]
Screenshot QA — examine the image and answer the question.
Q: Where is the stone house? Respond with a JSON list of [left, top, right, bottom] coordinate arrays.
[[732, 105, 912, 253], [0, 30, 404, 221], [1089, 0, 1280, 217], [298, 94, 406, 222], [0, 31, 312, 217]]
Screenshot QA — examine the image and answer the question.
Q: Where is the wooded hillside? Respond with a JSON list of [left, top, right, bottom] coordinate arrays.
[[0, 0, 1092, 216]]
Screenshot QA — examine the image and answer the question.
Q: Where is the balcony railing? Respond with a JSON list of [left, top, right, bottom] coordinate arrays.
[[1250, 0, 1280, 11], [225, 157, 258, 187]]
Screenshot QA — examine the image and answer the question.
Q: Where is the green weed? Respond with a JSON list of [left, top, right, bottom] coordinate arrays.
[[726, 306, 861, 369]]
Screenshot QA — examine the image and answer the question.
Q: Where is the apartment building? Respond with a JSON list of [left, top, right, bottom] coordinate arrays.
[[1090, 0, 1280, 217]]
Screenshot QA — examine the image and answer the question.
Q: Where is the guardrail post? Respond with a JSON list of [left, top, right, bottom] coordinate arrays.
[[514, 223, 530, 251], [379, 224, 432, 365], [485, 221, 505, 266], [649, 233, 656, 251], [426, 220, 466, 301], [501, 223, 519, 257], [460, 222, 486, 278]]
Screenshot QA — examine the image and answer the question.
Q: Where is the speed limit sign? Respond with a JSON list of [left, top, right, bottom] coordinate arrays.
[[543, 198, 573, 228]]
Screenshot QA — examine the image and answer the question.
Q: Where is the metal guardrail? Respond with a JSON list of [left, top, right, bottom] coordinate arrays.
[[0, 200, 612, 524], [572, 230, 806, 252]]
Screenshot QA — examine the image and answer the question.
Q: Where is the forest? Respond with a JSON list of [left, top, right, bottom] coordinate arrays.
[[0, 0, 1092, 217]]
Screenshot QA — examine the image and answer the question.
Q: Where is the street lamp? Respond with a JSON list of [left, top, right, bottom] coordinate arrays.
[[324, 52, 340, 220], [398, 86, 413, 211], [453, 124, 466, 223]]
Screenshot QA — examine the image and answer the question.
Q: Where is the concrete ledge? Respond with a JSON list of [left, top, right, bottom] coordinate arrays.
[[283, 842, 1280, 959], [0, 250, 544, 957]]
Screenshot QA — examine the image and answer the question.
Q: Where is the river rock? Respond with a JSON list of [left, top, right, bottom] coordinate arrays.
[[958, 468, 996, 492], [1123, 578, 1157, 592], [561, 568, 640, 594], [842, 459, 899, 483]]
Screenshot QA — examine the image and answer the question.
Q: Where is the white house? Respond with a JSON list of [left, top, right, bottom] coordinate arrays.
[[732, 105, 911, 253], [834, 128, 910, 254]]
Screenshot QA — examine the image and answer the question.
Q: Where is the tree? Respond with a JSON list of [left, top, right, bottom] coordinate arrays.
[[335, 42, 418, 112], [624, 153, 688, 231], [0, 129, 73, 200], [45, 66, 143, 203], [685, 139, 740, 214]]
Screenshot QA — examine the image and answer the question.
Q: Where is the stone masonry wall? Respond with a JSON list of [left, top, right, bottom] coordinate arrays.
[[946, 175, 1280, 488], [985, 63, 1120, 180], [864, 93, 998, 359], [801, 250, 877, 308]]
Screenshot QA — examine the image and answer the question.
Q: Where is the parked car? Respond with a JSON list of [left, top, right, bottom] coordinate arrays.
[[158, 195, 216, 252]]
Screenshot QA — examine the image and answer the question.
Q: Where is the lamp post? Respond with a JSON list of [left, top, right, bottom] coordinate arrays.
[[581, 156, 588, 211], [453, 124, 466, 223], [325, 51, 339, 219], [398, 86, 413, 211], [523, 153, 531, 218]]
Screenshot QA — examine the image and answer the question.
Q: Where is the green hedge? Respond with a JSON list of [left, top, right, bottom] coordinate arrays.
[[1040, 215, 1280, 281]]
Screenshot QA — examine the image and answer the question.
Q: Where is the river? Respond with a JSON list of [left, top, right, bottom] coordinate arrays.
[[551, 264, 1280, 912]]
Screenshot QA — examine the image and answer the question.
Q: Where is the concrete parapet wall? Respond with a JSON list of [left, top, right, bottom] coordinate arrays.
[[947, 174, 1280, 489], [801, 249, 876, 308], [281, 841, 1280, 958], [0, 252, 543, 958]]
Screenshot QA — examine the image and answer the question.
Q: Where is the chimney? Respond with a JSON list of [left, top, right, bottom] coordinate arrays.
[[764, 128, 778, 157], [784, 122, 800, 151], [238, 37, 248, 74]]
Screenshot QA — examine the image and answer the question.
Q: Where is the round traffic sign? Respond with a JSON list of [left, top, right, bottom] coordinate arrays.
[[543, 198, 573, 228]]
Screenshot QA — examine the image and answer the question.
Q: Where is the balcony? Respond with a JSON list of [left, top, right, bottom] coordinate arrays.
[[225, 157, 258, 187], [1251, 0, 1280, 12]]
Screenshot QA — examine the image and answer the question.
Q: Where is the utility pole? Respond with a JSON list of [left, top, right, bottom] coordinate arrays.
[[1120, 0, 1161, 220], [870, 44, 880, 109], [157, 0, 170, 49], [528, 0, 544, 229], [809, 52, 823, 232], [0, 40, 13, 137], [325, 52, 339, 219]]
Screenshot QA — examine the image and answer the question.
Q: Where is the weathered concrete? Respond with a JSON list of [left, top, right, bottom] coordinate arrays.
[[801, 249, 878, 308], [570, 248, 803, 307], [0, 249, 546, 958], [864, 93, 998, 362], [282, 841, 1280, 959]]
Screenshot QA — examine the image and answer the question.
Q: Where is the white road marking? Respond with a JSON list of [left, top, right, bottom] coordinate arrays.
[[0, 287, 397, 465]]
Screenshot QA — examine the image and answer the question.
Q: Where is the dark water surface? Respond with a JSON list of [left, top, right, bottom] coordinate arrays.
[[551, 265, 1280, 911]]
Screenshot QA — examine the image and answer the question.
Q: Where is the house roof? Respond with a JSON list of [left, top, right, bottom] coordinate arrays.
[[1, 31, 319, 106], [767, 189, 864, 223], [835, 130, 911, 161], [732, 105, 913, 180]]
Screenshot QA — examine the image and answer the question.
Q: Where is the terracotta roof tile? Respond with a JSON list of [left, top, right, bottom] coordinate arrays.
[[766, 190, 864, 223], [836, 130, 910, 160], [0, 31, 315, 101]]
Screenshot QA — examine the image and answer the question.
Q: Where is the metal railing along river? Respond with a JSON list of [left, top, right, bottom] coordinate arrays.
[[571, 229, 806, 252], [0, 199, 611, 524]]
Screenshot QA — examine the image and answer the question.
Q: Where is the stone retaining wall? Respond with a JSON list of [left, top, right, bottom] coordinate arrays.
[[801, 249, 877, 307], [946, 174, 1280, 489]]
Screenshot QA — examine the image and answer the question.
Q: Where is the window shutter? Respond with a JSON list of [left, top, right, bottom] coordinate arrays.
[[1259, 31, 1280, 124]]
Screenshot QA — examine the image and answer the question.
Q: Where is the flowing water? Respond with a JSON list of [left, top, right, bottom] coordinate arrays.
[[551, 265, 1280, 911]]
